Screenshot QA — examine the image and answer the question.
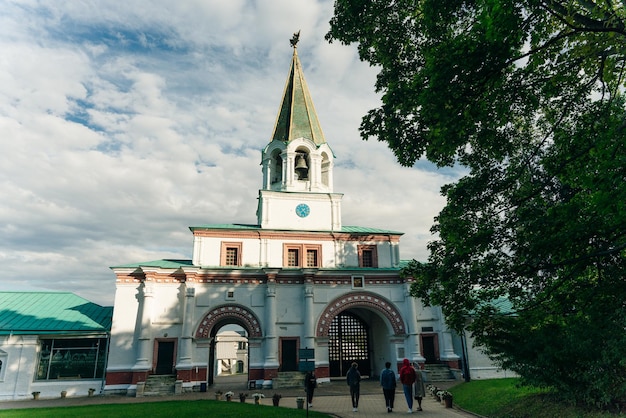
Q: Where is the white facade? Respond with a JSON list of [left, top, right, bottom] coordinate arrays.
[[105, 44, 463, 395]]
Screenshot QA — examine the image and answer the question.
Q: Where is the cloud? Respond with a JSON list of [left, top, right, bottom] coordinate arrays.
[[0, 1, 455, 306]]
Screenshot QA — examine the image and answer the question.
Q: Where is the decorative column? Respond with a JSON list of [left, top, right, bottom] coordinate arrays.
[[286, 152, 295, 187], [405, 284, 425, 364], [439, 307, 460, 367], [309, 153, 322, 190], [303, 283, 315, 349], [133, 283, 154, 370], [264, 276, 279, 372], [178, 285, 195, 366]]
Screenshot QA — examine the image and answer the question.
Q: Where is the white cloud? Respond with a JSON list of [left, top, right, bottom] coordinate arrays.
[[0, 0, 454, 306]]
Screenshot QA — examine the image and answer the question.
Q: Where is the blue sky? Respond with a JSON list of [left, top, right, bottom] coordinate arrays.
[[0, 0, 459, 306]]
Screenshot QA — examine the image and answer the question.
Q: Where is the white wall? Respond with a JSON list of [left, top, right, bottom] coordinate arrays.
[[194, 235, 398, 268], [0, 335, 105, 401]]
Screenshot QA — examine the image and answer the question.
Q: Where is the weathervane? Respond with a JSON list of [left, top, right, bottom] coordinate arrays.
[[290, 30, 301, 48]]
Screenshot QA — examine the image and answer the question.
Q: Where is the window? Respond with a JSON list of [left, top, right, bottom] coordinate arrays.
[[225, 248, 238, 265], [220, 242, 242, 266], [283, 244, 322, 267], [287, 248, 300, 267], [358, 245, 378, 268], [306, 249, 318, 267], [36, 338, 108, 380], [361, 250, 373, 267]]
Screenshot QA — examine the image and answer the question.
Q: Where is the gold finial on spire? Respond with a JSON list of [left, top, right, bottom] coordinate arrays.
[[290, 30, 301, 48]]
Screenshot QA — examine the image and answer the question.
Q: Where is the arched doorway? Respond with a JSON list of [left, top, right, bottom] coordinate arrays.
[[329, 311, 371, 377], [195, 304, 262, 386], [318, 292, 407, 378]]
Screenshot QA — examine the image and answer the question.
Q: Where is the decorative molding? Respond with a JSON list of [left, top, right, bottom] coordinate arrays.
[[316, 292, 406, 336], [195, 304, 262, 338]]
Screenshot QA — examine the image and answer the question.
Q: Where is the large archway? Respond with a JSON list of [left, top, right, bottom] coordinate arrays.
[[195, 304, 262, 385], [318, 292, 407, 378], [329, 311, 371, 377]]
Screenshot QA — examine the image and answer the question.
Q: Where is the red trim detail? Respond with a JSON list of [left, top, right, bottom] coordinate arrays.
[[316, 291, 406, 336], [195, 304, 263, 338]]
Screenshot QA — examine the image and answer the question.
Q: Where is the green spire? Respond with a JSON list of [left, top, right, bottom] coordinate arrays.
[[270, 38, 326, 145]]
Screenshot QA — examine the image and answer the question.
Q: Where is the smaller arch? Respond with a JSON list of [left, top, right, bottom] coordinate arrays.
[[270, 149, 283, 184], [317, 292, 406, 337], [195, 304, 262, 339]]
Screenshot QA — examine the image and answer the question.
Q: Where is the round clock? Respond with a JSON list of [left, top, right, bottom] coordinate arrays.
[[295, 203, 310, 218]]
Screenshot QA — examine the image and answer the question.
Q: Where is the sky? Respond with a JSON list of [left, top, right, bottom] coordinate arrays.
[[0, 0, 461, 307]]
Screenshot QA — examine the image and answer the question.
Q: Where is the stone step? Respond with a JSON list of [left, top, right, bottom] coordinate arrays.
[[273, 371, 306, 389], [143, 375, 177, 396], [423, 365, 455, 382]]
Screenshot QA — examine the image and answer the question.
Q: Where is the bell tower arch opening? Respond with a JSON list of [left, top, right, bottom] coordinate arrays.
[[270, 149, 283, 187]]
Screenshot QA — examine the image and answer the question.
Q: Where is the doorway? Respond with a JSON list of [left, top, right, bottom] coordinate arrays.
[[421, 335, 438, 364], [155, 340, 175, 375], [280, 338, 298, 371]]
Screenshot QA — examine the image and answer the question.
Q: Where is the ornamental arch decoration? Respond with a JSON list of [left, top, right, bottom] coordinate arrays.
[[316, 291, 406, 337], [195, 304, 262, 339]]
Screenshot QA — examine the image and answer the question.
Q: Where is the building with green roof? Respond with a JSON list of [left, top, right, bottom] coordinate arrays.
[[105, 39, 465, 397], [0, 292, 112, 400]]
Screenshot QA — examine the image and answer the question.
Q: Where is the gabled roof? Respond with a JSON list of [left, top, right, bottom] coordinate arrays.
[[270, 46, 326, 145], [0, 292, 112, 336]]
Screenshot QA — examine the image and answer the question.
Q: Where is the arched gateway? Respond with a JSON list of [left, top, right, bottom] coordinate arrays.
[[104, 41, 460, 396], [319, 292, 406, 378]]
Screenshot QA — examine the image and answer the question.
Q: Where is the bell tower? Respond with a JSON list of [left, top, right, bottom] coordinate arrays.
[[257, 33, 343, 231]]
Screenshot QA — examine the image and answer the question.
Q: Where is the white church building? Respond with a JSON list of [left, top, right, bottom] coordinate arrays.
[[104, 41, 473, 395]]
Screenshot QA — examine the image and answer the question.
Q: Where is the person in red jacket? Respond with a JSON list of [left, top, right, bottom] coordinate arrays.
[[399, 358, 417, 413]]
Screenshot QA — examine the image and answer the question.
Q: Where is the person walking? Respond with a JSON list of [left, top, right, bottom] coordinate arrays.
[[346, 362, 362, 412], [304, 370, 317, 408], [380, 361, 397, 413], [413, 362, 426, 411], [399, 358, 417, 413]]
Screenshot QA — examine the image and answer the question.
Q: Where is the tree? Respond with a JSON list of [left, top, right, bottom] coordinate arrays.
[[327, 0, 626, 409]]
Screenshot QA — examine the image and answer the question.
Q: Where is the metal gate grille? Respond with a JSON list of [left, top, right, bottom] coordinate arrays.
[[328, 312, 370, 377]]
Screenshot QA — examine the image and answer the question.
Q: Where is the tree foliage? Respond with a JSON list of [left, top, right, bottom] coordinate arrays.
[[327, 0, 626, 409]]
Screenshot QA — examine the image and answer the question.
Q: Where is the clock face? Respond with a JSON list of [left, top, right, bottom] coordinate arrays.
[[295, 203, 310, 218]]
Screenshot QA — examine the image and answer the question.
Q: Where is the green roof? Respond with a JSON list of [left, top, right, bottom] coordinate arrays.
[[271, 47, 326, 145], [0, 292, 112, 336], [189, 224, 403, 235], [111, 259, 194, 269]]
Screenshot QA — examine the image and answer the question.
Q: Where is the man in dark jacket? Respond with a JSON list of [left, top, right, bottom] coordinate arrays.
[[380, 361, 397, 413], [346, 362, 362, 412], [304, 371, 316, 408]]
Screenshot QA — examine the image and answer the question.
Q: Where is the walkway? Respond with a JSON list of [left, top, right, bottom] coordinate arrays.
[[0, 375, 478, 418]]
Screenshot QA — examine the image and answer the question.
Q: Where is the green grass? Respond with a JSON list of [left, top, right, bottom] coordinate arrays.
[[0, 399, 332, 418], [449, 378, 616, 418]]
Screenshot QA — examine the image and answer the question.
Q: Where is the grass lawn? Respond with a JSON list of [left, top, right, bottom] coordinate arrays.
[[449, 378, 616, 418], [0, 399, 332, 418]]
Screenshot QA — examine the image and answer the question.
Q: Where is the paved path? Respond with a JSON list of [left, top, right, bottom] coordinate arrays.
[[0, 375, 479, 418]]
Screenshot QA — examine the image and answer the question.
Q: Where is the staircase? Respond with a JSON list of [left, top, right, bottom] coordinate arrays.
[[142, 374, 177, 396], [272, 371, 305, 389], [423, 364, 456, 382]]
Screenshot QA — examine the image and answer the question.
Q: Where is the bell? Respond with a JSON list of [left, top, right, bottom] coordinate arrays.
[[295, 155, 308, 170], [295, 155, 308, 179]]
